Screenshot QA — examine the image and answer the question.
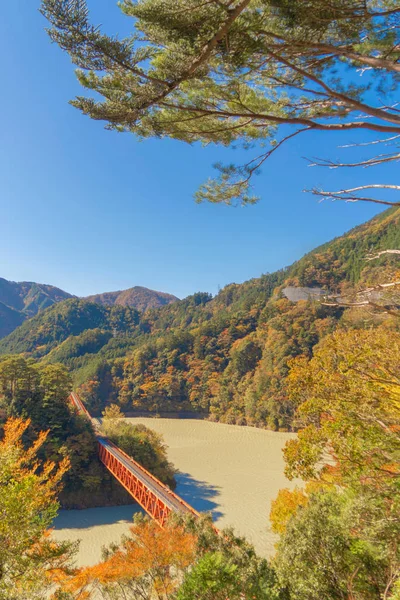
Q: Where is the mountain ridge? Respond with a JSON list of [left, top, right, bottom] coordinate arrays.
[[0, 277, 73, 314], [0, 279, 179, 339], [1, 207, 399, 427], [83, 286, 179, 312]]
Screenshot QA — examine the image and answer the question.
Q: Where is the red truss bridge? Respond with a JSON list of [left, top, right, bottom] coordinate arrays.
[[69, 392, 200, 527]]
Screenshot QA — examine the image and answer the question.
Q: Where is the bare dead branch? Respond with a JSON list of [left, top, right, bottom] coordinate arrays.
[[368, 8, 400, 17], [264, 49, 400, 126], [244, 127, 311, 170], [356, 281, 400, 292], [323, 184, 400, 193], [306, 188, 400, 207], [307, 152, 400, 168], [321, 279, 400, 316], [327, 281, 400, 299], [223, 127, 311, 193], [339, 134, 400, 148]]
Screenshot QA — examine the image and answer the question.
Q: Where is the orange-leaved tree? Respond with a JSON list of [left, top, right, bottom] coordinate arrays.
[[0, 417, 77, 600], [60, 517, 197, 600]]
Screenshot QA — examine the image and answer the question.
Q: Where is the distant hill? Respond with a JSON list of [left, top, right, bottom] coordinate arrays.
[[0, 278, 178, 340], [0, 278, 73, 338], [0, 277, 73, 315], [0, 301, 25, 338], [84, 286, 179, 312], [1, 207, 399, 427], [0, 298, 141, 357]]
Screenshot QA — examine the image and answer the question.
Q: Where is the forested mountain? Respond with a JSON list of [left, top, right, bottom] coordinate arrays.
[[84, 286, 179, 311], [1, 208, 399, 427], [0, 277, 73, 315], [0, 277, 73, 337], [0, 299, 142, 357], [0, 302, 25, 338], [0, 279, 178, 340]]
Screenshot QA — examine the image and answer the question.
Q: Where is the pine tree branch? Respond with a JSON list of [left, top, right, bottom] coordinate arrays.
[[256, 33, 400, 74], [265, 48, 400, 126], [135, 0, 252, 112], [159, 102, 400, 134]]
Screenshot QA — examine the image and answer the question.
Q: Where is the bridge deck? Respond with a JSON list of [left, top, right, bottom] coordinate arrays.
[[98, 436, 193, 514], [69, 393, 198, 525]]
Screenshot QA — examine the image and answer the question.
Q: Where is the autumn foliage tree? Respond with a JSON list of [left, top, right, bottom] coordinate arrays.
[[173, 513, 282, 600], [271, 326, 400, 599], [60, 517, 197, 600], [269, 487, 308, 535], [284, 327, 400, 486], [274, 488, 400, 600], [58, 511, 283, 600], [0, 417, 76, 600], [102, 403, 124, 420]]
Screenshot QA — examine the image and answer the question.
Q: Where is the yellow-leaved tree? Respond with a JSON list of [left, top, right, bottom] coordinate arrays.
[[271, 327, 400, 600], [0, 417, 77, 600], [284, 327, 400, 486]]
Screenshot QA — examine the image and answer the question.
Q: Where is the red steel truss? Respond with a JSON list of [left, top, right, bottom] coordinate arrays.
[[69, 393, 199, 527]]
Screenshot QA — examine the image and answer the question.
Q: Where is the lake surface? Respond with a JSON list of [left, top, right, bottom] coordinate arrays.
[[53, 419, 297, 565]]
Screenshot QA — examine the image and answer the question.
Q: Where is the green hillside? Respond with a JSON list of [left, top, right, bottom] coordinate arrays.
[[0, 299, 141, 357], [0, 302, 25, 338], [0, 279, 179, 340], [1, 208, 399, 426]]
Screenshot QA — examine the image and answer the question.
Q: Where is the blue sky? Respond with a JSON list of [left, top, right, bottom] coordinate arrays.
[[0, 1, 394, 299]]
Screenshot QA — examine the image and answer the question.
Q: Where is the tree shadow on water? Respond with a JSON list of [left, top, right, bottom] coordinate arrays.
[[53, 474, 223, 530], [175, 472, 223, 521], [53, 504, 140, 530]]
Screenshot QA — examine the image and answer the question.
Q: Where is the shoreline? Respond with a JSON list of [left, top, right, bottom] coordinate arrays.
[[98, 409, 294, 433], [53, 418, 298, 563]]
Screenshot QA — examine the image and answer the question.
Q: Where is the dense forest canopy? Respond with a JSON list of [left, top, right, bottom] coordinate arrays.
[[1, 207, 399, 429], [270, 324, 400, 600]]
